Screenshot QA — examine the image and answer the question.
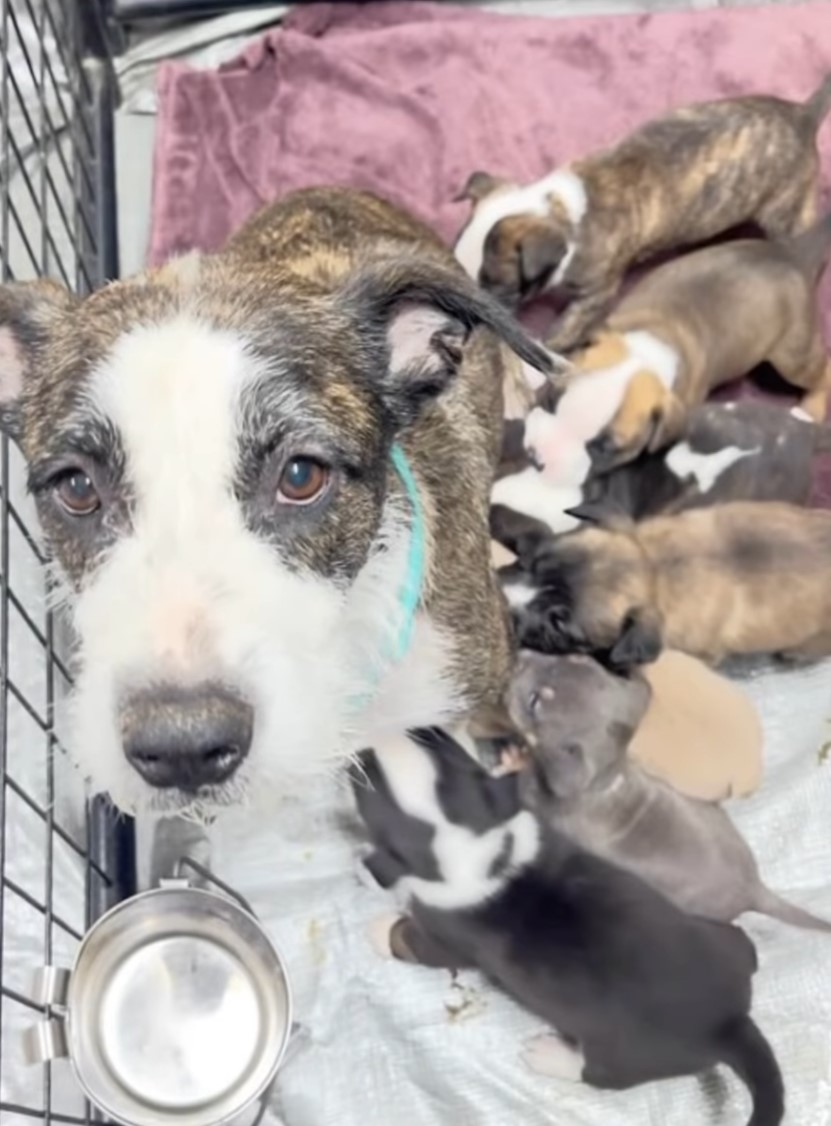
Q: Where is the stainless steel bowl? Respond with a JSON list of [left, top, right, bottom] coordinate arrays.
[[25, 882, 293, 1126]]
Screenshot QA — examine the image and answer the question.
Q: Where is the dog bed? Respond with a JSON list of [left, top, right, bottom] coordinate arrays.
[[145, 5, 831, 1124]]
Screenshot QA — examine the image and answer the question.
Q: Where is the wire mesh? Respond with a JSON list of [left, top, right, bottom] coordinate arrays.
[[0, 1, 133, 1121]]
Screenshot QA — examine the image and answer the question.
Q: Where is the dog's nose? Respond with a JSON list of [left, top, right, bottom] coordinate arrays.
[[120, 684, 253, 790]]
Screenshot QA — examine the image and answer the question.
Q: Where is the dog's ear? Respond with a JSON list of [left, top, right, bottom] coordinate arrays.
[[490, 503, 551, 563], [534, 373, 569, 414], [645, 391, 686, 455], [410, 726, 481, 773], [342, 256, 557, 426], [0, 279, 75, 440], [563, 500, 609, 527], [363, 848, 407, 890], [519, 226, 568, 290], [512, 592, 583, 656], [609, 608, 663, 670], [452, 170, 509, 204], [563, 500, 633, 532]]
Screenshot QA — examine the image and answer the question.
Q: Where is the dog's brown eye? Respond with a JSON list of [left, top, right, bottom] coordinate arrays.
[[277, 458, 330, 505], [54, 469, 100, 516]]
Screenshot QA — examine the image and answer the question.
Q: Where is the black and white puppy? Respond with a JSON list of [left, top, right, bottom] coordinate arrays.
[[350, 731, 784, 1124], [586, 400, 831, 520], [492, 400, 831, 538]]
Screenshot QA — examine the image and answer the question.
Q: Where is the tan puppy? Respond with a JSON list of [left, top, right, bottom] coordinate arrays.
[[454, 75, 831, 350], [502, 502, 831, 667], [560, 217, 831, 471]]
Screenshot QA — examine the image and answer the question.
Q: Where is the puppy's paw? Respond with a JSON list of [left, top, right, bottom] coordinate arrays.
[[520, 1032, 585, 1082], [367, 913, 401, 959]]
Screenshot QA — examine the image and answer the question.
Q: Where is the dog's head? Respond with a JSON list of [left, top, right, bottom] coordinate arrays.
[[507, 650, 651, 800], [453, 171, 570, 307], [350, 731, 521, 888], [566, 334, 684, 473], [0, 250, 550, 815], [499, 518, 664, 671]]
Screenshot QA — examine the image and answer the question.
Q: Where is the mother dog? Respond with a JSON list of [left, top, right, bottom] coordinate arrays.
[[0, 187, 552, 814]]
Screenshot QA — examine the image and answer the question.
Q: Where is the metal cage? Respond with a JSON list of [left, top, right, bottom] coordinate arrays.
[[0, 2, 135, 1121]]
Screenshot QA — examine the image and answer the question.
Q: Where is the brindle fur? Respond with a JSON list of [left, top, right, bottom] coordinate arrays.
[[0, 187, 555, 716], [459, 76, 831, 350]]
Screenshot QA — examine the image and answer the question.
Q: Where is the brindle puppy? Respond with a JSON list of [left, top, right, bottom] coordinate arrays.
[[500, 502, 831, 668], [454, 75, 831, 350]]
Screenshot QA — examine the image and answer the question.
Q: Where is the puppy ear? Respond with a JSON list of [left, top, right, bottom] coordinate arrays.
[[563, 500, 633, 531], [609, 609, 663, 670], [409, 726, 480, 772], [452, 170, 509, 204], [364, 848, 407, 890], [489, 503, 551, 563], [0, 279, 75, 440], [534, 374, 569, 414], [341, 256, 557, 426], [512, 593, 583, 656], [563, 500, 609, 527], [519, 226, 567, 289], [645, 392, 686, 454]]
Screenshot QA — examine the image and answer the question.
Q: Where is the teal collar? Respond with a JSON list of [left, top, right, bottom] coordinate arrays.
[[387, 442, 425, 665], [350, 443, 425, 713]]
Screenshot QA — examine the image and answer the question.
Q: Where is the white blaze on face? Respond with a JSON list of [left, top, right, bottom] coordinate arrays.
[[453, 169, 588, 281], [66, 316, 425, 814], [526, 331, 681, 487]]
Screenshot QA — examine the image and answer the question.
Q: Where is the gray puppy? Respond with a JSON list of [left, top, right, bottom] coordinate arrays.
[[507, 650, 831, 931]]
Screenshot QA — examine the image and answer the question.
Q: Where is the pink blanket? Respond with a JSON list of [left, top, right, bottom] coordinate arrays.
[[150, 0, 831, 502]]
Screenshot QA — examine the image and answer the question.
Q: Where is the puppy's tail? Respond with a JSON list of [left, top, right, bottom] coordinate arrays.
[[803, 71, 831, 127], [754, 886, 831, 932], [718, 1016, 785, 1126]]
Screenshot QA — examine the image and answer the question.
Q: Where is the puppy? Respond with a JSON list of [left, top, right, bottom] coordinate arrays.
[[501, 502, 831, 667], [559, 216, 831, 473], [507, 650, 831, 931], [495, 400, 831, 535], [583, 400, 831, 518], [350, 732, 784, 1124], [453, 75, 831, 350]]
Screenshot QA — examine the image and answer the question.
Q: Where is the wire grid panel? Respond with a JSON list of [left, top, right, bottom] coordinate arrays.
[[0, 0, 122, 1121]]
